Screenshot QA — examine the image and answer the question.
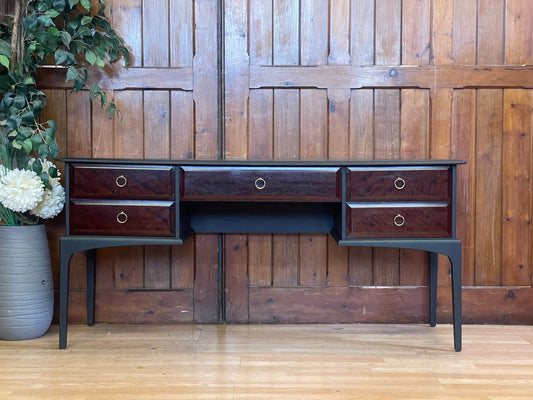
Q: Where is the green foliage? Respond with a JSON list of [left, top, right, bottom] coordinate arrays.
[[0, 0, 129, 169]]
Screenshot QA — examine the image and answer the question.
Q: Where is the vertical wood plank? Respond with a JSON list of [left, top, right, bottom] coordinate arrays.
[[451, 89, 476, 286], [299, 89, 328, 286], [91, 97, 115, 158], [505, 0, 533, 64], [248, 89, 274, 288], [475, 89, 503, 285], [374, 90, 400, 160], [170, 90, 195, 293], [194, 234, 220, 322], [273, 90, 300, 159], [142, 0, 169, 67], [170, 0, 193, 68], [348, 89, 374, 285], [453, 0, 477, 64], [271, 0, 300, 289], [144, 91, 170, 159], [351, 0, 374, 65], [400, 89, 430, 286], [430, 88, 453, 288], [478, 0, 505, 64], [432, 0, 454, 65], [502, 89, 532, 286], [193, 0, 221, 322], [66, 91, 91, 158], [402, 0, 431, 65], [193, 0, 219, 159], [250, 0, 273, 65], [114, 91, 144, 158], [273, 236, 299, 286], [327, 88, 350, 287], [112, 0, 142, 67], [329, 0, 350, 65], [170, 91, 195, 159], [113, 90, 145, 290], [300, 0, 328, 65], [66, 91, 91, 290], [375, 0, 401, 65], [273, 0, 299, 65], [224, 0, 249, 159], [249, 234, 273, 287], [225, 234, 249, 322], [171, 238, 195, 289], [373, 89, 401, 285]]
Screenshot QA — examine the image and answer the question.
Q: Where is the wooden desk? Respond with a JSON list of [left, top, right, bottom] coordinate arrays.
[[59, 158, 464, 350]]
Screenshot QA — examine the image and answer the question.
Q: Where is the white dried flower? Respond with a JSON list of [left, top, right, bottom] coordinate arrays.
[[0, 169, 45, 213], [30, 180, 65, 219]]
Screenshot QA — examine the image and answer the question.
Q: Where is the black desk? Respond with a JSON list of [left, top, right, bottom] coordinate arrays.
[[59, 158, 463, 350]]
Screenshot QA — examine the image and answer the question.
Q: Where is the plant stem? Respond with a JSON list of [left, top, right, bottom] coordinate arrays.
[[9, 0, 26, 71]]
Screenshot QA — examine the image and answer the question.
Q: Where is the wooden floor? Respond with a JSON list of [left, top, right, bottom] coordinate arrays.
[[1, 324, 533, 399]]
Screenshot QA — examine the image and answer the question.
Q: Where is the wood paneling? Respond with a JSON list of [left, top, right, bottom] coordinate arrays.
[[37, 0, 533, 325]]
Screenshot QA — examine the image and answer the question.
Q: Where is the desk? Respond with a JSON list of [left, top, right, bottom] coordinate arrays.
[[59, 158, 463, 350]]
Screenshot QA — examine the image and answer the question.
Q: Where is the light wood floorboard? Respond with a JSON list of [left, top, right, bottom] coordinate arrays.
[[1, 324, 533, 399]]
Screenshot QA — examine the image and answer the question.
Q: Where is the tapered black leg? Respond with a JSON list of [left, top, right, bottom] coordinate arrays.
[[429, 252, 438, 327], [59, 241, 71, 349], [86, 249, 96, 326], [448, 244, 462, 352]]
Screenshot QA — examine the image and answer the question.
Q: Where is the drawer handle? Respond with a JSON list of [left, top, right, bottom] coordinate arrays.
[[393, 214, 405, 227], [116, 211, 128, 224], [115, 175, 128, 188], [394, 177, 406, 190], [254, 177, 267, 190]]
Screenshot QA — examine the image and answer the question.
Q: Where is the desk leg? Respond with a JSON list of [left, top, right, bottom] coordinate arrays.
[[429, 252, 438, 327], [59, 247, 71, 349], [448, 244, 462, 352], [86, 250, 96, 326]]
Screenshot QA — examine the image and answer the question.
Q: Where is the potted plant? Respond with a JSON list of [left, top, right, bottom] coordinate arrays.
[[0, 0, 128, 340]]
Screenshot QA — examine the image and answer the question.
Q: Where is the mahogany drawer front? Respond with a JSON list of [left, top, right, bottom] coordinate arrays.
[[346, 202, 452, 238], [347, 167, 451, 201], [69, 164, 175, 200], [69, 200, 175, 236], [180, 167, 341, 202]]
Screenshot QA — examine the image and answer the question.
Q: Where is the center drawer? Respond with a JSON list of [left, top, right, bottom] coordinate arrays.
[[180, 167, 341, 202]]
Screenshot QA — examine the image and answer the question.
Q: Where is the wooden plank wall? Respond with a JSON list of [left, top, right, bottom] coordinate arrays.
[[34, 0, 533, 324]]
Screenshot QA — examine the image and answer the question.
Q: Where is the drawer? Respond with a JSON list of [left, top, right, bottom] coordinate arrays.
[[69, 200, 175, 236], [69, 164, 175, 200], [180, 167, 341, 202], [347, 167, 451, 201], [346, 202, 451, 238]]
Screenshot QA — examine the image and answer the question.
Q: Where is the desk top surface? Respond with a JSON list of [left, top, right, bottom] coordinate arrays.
[[59, 158, 465, 167]]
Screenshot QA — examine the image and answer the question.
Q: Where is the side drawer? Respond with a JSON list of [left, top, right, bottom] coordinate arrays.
[[347, 167, 451, 201], [180, 167, 341, 202], [346, 202, 452, 238], [69, 164, 175, 200], [69, 200, 175, 236]]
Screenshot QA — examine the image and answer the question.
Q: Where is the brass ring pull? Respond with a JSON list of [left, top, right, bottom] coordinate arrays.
[[394, 214, 405, 227], [116, 211, 128, 224], [394, 177, 406, 190], [115, 175, 127, 188], [254, 177, 266, 190]]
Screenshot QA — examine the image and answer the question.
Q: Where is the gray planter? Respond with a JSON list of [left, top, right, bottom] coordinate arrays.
[[0, 225, 54, 340]]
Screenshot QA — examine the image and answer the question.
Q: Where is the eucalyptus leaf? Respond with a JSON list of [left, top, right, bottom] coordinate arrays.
[[0, 55, 9, 69], [85, 50, 97, 65]]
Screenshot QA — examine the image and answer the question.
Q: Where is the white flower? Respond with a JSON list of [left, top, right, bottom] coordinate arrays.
[[0, 169, 45, 213], [30, 180, 65, 219]]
